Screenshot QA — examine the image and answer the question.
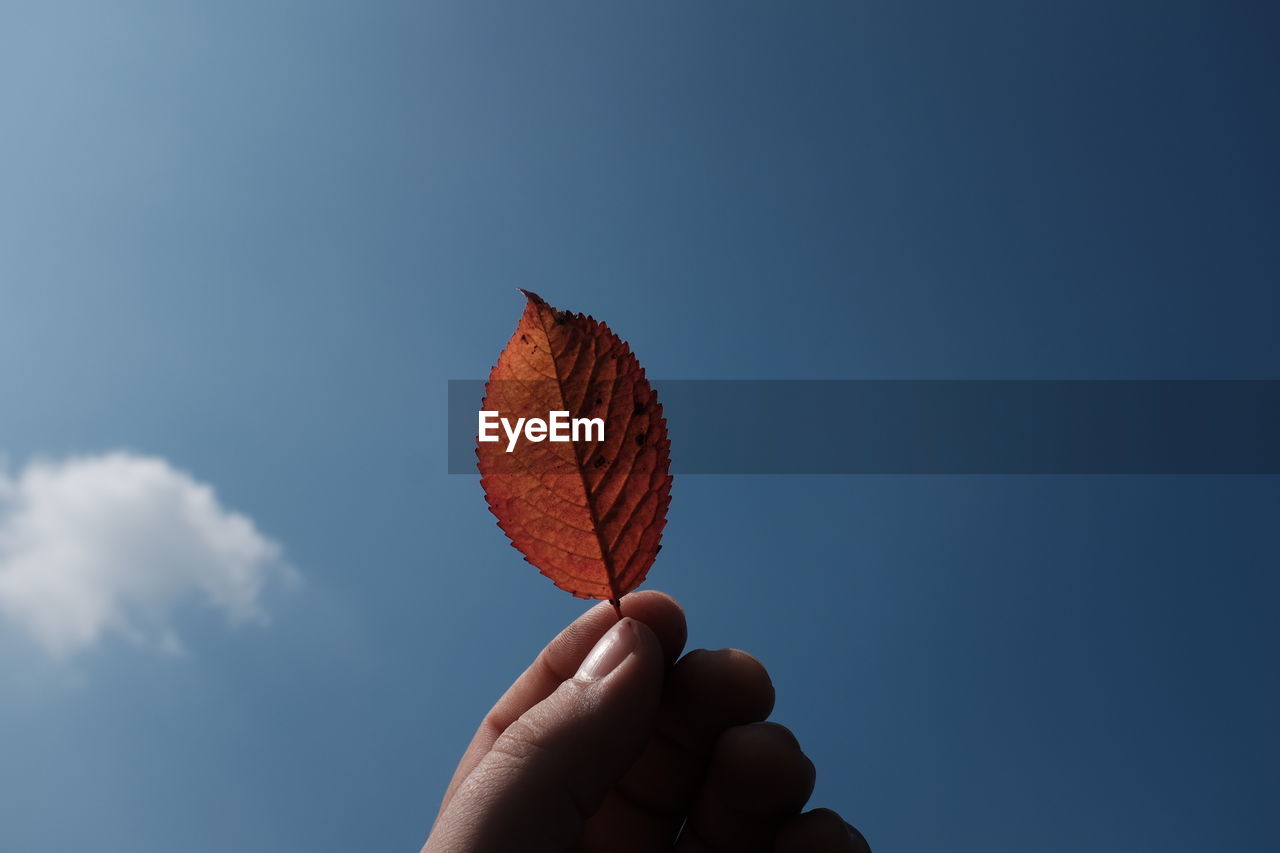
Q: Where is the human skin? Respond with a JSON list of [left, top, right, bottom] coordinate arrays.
[[422, 590, 871, 852]]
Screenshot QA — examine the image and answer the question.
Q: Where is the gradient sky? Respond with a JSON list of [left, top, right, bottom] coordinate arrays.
[[1, 2, 1277, 851]]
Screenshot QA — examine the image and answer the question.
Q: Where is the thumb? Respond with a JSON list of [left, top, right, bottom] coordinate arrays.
[[427, 617, 665, 853]]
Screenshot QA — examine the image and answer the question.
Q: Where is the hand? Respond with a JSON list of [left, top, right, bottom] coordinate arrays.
[[423, 590, 871, 852]]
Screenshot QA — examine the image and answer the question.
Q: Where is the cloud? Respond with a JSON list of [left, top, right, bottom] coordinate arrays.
[[0, 452, 297, 658]]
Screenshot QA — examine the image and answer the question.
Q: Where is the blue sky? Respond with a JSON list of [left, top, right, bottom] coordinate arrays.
[[1, 2, 1277, 851]]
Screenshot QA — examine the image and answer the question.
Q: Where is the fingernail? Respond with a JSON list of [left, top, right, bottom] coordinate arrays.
[[574, 618, 636, 682]]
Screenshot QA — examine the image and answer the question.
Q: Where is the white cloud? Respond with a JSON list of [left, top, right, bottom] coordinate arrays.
[[0, 452, 297, 658]]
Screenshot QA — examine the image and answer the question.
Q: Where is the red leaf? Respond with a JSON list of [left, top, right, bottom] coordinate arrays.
[[477, 291, 672, 606]]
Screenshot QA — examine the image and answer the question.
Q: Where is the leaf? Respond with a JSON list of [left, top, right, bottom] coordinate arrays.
[[477, 291, 672, 607]]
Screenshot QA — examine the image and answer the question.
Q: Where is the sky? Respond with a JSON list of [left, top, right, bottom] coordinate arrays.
[[1, 2, 1277, 851]]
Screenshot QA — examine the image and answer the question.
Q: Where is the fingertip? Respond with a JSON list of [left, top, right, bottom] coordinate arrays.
[[663, 649, 776, 744], [615, 615, 667, 683], [572, 616, 666, 698], [754, 720, 803, 749], [847, 821, 872, 852], [614, 589, 687, 665], [776, 808, 873, 852], [673, 722, 817, 850], [710, 722, 816, 815], [714, 648, 775, 711]]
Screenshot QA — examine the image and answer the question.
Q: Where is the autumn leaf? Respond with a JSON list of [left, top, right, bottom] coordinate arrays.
[[477, 291, 672, 611]]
